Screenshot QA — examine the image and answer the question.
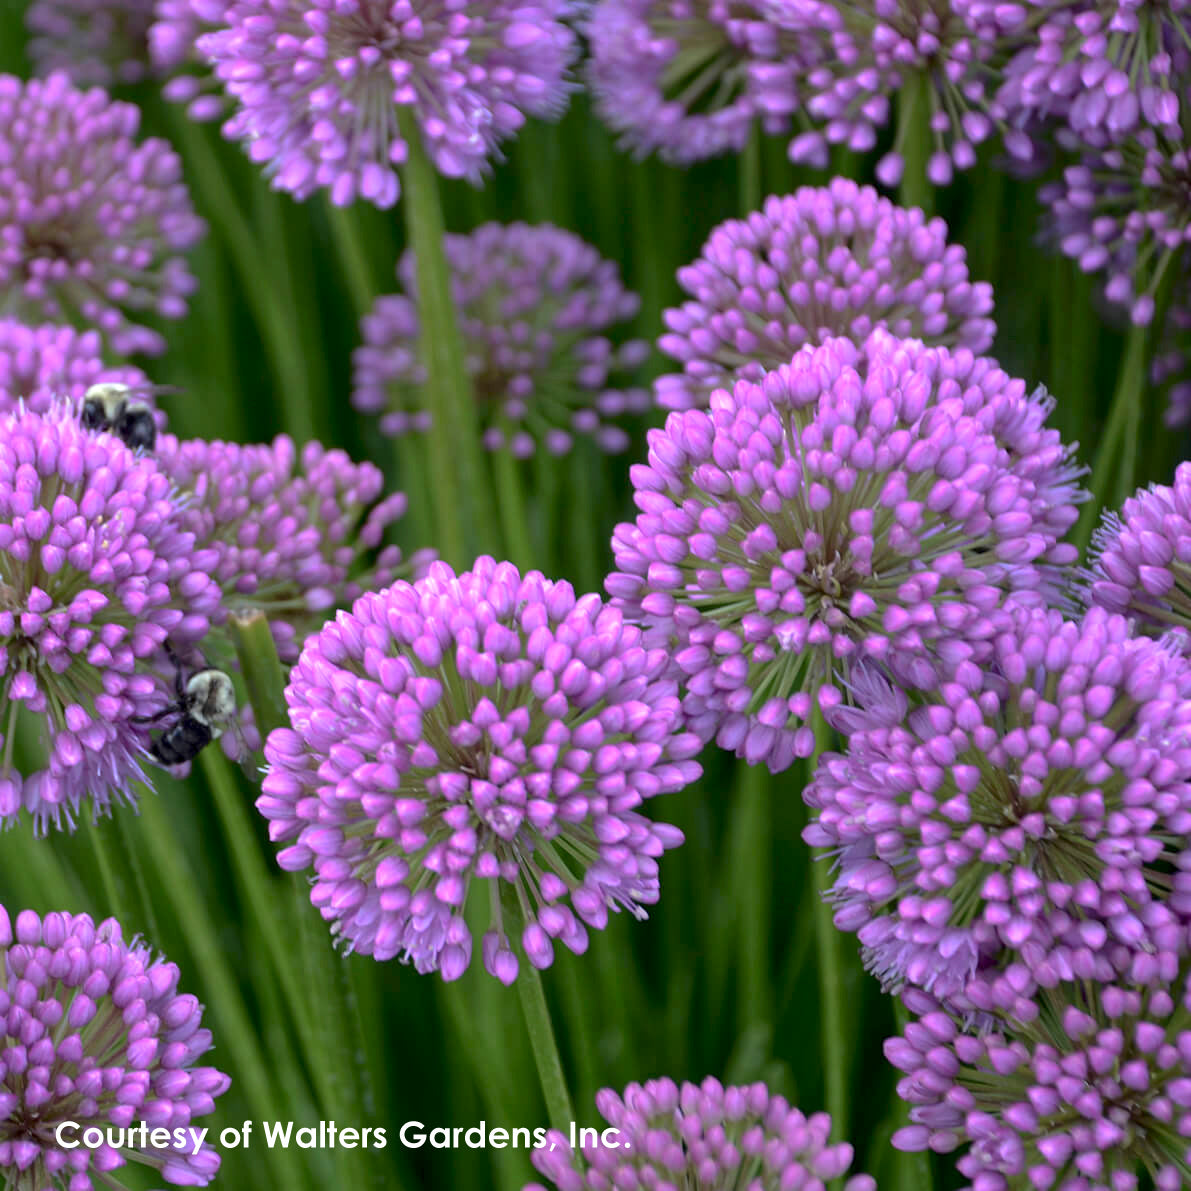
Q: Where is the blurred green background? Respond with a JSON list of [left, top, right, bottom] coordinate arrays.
[[0, 15, 1183, 1190]]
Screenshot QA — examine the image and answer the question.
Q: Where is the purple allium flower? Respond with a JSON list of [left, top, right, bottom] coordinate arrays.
[[888, 958, 1191, 1191], [0, 73, 204, 358], [0, 905, 229, 1189], [26, 0, 156, 88], [0, 403, 220, 833], [656, 179, 996, 412], [1086, 462, 1191, 636], [352, 223, 651, 455], [155, 434, 432, 663], [527, 1076, 876, 1191], [995, 0, 1191, 147], [258, 557, 702, 982], [608, 331, 1079, 773], [198, 0, 576, 208], [1041, 124, 1191, 326], [148, 0, 227, 123], [805, 604, 1191, 1002], [0, 320, 149, 417], [784, 0, 1022, 188], [585, 0, 808, 163]]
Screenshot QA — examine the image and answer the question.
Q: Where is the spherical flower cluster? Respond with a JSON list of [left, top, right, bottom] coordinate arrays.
[[353, 223, 651, 455], [26, 0, 156, 88], [0, 403, 219, 833], [198, 0, 577, 208], [889, 963, 1191, 1191], [1041, 125, 1191, 326], [0, 73, 204, 358], [1086, 462, 1191, 636], [585, 0, 808, 163], [656, 179, 996, 412], [0, 319, 148, 417], [155, 434, 432, 662], [608, 332, 1079, 773], [805, 605, 1191, 1002], [784, 1, 1022, 188], [995, 0, 1191, 146], [0, 906, 229, 1189], [259, 558, 702, 982], [527, 1076, 875, 1191]]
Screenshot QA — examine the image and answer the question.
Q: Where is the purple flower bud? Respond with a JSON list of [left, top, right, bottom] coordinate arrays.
[[527, 1075, 875, 1191], [199, 0, 577, 207], [260, 557, 699, 981], [0, 404, 220, 832], [26, 0, 156, 88], [155, 434, 432, 663], [808, 603, 1191, 1003], [0, 906, 228, 1188], [656, 178, 996, 412], [0, 320, 149, 417], [353, 223, 650, 455], [891, 958, 1191, 1189], [586, 0, 812, 163], [612, 331, 1081, 773], [0, 73, 205, 357]]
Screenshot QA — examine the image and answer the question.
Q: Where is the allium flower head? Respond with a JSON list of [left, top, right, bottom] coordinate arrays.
[[996, 0, 1191, 146], [888, 958, 1191, 1191], [586, 0, 807, 163], [26, 0, 156, 88], [353, 223, 650, 455], [656, 179, 996, 412], [784, 0, 1021, 187], [527, 1076, 876, 1191], [0, 906, 228, 1189], [0, 73, 204, 358], [0, 320, 148, 418], [1087, 462, 1191, 636], [155, 434, 432, 662], [1041, 123, 1191, 326], [608, 331, 1078, 773], [198, 0, 577, 208], [806, 605, 1191, 1002], [0, 403, 220, 832], [258, 557, 702, 982]]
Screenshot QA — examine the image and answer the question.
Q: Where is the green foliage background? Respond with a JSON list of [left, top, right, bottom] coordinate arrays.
[[0, 14, 1183, 1190]]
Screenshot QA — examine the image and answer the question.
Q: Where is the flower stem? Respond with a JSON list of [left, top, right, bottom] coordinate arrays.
[[492, 448, 535, 570], [895, 72, 934, 215], [733, 761, 772, 1030], [891, 999, 935, 1191], [397, 110, 496, 567], [229, 610, 289, 741], [326, 203, 379, 318], [1072, 320, 1149, 555], [809, 709, 848, 1141], [740, 126, 763, 215], [517, 966, 575, 1134]]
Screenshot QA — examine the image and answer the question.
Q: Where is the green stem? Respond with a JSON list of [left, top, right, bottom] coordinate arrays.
[[326, 203, 378, 319], [397, 109, 496, 566], [809, 710, 848, 1141], [113, 812, 162, 945], [740, 126, 763, 215], [492, 449, 535, 570], [732, 761, 772, 1030], [88, 818, 133, 927], [1072, 321, 1149, 555], [517, 966, 575, 1134], [166, 113, 315, 441], [229, 610, 289, 741], [895, 72, 934, 215]]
